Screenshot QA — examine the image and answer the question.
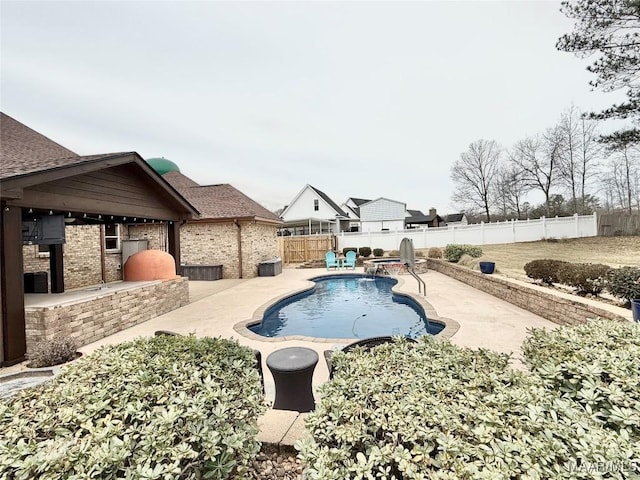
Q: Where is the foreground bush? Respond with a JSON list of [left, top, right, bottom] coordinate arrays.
[[0, 335, 266, 479], [26, 336, 78, 368], [343, 247, 358, 256], [372, 248, 384, 257], [558, 262, 612, 295], [299, 335, 640, 479], [523, 319, 640, 439], [607, 266, 640, 305], [523, 259, 570, 285], [358, 247, 372, 258], [443, 244, 483, 262], [427, 247, 442, 259]]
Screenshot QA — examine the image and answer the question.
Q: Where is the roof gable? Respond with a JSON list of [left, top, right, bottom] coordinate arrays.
[[280, 184, 347, 219], [308, 185, 347, 217]]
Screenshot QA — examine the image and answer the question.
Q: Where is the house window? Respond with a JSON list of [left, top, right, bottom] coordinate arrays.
[[105, 224, 120, 251], [314, 199, 319, 211]]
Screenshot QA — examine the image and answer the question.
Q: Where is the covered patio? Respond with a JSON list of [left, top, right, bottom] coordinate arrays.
[[0, 113, 198, 365]]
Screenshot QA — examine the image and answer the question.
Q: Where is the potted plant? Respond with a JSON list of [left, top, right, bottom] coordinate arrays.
[[632, 299, 640, 323], [607, 266, 640, 322], [479, 261, 495, 274]]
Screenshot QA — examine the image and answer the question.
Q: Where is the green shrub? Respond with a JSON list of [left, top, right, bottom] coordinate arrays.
[[558, 262, 612, 295], [0, 335, 266, 479], [427, 247, 442, 259], [342, 247, 358, 256], [26, 336, 78, 368], [523, 319, 640, 439], [299, 335, 640, 478], [372, 248, 384, 257], [443, 244, 483, 262], [523, 259, 569, 285], [387, 250, 400, 257], [607, 266, 640, 304], [358, 247, 372, 258], [415, 250, 425, 258]]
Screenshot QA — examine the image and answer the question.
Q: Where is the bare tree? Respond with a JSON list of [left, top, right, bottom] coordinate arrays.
[[579, 117, 603, 212], [511, 130, 562, 216], [494, 164, 530, 219], [557, 106, 603, 214], [601, 135, 640, 213], [451, 139, 500, 221]]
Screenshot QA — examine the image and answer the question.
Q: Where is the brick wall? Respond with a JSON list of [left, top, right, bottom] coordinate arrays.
[[23, 225, 105, 290], [427, 259, 628, 326], [24, 277, 189, 351], [179, 221, 278, 279]]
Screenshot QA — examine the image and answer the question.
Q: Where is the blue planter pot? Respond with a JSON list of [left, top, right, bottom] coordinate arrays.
[[479, 262, 495, 274], [632, 299, 640, 323]]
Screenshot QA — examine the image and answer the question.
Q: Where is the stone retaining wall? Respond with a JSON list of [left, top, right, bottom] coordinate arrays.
[[24, 277, 189, 352], [427, 259, 627, 326]]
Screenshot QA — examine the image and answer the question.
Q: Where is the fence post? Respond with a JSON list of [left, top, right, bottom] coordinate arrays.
[[541, 216, 547, 238], [592, 212, 598, 236], [574, 213, 579, 237], [481, 221, 485, 244], [512, 219, 516, 243]]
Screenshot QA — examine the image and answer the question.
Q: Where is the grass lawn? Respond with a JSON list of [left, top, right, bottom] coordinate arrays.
[[420, 235, 640, 279]]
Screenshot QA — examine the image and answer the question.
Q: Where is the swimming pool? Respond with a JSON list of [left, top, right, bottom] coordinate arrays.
[[249, 274, 444, 339]]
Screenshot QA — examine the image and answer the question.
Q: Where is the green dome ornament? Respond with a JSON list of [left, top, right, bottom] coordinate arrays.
[[146, 157, 180, 175]]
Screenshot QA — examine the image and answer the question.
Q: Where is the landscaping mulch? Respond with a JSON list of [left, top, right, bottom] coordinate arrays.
[[246, 450, 304, 479]]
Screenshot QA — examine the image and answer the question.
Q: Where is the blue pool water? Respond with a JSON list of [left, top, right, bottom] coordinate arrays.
[[249, 275, 444, 339]]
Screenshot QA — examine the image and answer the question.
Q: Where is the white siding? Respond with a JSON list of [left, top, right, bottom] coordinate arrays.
[[361, 220, 405, 232], [360, 199, 406, 222], [282, 187, 339, 221]]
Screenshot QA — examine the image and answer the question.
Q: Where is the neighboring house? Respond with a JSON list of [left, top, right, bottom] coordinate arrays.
[[405, 207, 446, 228], [0, 113, 198, 365], [445, 213, 469, 226], [279, 184, 349, 235], [149, 164, 282, 279], [359, 197, 407, 232], [341, 197, 371, 232]]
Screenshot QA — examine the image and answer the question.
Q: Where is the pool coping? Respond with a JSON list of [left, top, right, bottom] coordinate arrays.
[[233, 272, 460, 343]]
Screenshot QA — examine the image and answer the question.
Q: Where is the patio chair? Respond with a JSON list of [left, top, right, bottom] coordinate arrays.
[[324, 336, 417, 379], [343, 250, 357, 270], [325, 251, 340, 270]]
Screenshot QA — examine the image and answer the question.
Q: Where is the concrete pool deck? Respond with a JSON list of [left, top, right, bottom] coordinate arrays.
[[2, 266, 570, 450]]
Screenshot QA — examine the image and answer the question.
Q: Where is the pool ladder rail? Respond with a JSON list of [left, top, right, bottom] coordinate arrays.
[[406, 264, 426, 296]]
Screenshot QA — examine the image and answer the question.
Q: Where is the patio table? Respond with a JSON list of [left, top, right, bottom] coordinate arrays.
[[266, 347, 318, 412]]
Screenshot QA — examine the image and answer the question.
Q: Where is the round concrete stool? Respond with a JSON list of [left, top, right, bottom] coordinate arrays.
[[266, 347, 318, 412]]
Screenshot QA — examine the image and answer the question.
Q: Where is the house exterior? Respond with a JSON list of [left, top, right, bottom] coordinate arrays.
[[359, 197, 407, 232], [445, 213, 469, 226], [149, 166, 282, 279], [0, 113, 198, 365], [279, 185, 349, 235], [340, 197, 370, 232], [405, 207, 447, 228]]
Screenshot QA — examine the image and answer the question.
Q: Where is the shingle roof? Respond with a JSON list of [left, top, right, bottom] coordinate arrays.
[[309, 185, 348, 217], [349, 197, 371, 207], [446, 213, 465, 222], [407, 209, 425, 217], [162, 170, 200, 189], [1, 112, 79, 178], [163, 172, 281, 223]]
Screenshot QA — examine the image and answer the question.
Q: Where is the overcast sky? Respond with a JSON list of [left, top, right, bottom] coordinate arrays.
[[0, 1, 624, 215]]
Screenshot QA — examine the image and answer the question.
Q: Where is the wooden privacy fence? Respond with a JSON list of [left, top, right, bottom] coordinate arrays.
[[598, 213, 640, 236], [278, 235, 335, 263]]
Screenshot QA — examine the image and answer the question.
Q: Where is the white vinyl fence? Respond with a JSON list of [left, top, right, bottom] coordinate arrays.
[[337, 213, 598, 251]]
